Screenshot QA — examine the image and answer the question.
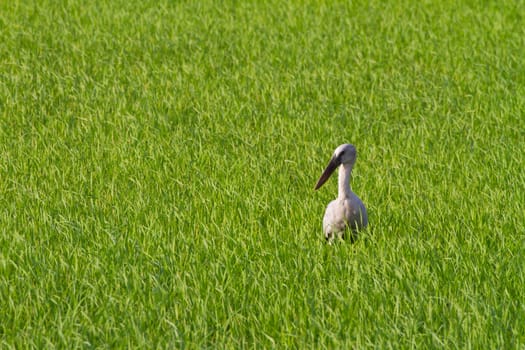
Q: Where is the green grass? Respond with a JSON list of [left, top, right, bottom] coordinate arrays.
[[1, 0, 525, 348]]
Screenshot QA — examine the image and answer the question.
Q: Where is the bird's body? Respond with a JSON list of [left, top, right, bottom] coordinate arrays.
[[315, 144, 368, 242], [323, 195, 368, 239]]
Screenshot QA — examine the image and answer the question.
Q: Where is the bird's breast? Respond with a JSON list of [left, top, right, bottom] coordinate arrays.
[[322, 195, 368, 234]]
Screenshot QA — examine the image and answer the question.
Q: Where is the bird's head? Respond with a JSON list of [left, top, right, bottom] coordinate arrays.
[[315, 144, 356, 190]]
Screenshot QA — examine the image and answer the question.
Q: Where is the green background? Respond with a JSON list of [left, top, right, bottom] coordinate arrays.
[[1, 0, 524, 348]]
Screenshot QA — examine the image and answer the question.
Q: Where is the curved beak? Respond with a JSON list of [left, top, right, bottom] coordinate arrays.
[[314, 156, 341, 190]]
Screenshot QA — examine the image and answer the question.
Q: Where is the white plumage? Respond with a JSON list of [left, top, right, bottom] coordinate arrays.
[[315, 144, 368, 242]]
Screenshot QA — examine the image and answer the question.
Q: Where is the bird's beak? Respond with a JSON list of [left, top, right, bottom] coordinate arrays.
[[315, 156, 341, 190]]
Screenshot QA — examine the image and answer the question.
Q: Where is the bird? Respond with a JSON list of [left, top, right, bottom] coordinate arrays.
[[315, 144, 368, 242]]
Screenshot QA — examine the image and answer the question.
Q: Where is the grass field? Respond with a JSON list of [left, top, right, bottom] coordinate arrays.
[[1, 0, 525, 348]]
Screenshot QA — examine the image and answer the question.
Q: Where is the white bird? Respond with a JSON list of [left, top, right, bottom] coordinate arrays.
[[315, 144, 368, 242]]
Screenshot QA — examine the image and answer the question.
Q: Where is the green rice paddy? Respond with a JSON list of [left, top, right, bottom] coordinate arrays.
[[1, 0, 525, 348]]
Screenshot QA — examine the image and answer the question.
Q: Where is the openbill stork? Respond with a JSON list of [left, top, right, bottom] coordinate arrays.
[[315, 144, 368, 242]]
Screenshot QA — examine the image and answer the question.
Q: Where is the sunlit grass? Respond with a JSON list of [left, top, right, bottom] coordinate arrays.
[[1, 0, 525, 348]]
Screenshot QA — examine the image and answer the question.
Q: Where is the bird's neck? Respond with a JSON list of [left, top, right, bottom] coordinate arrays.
[[338, 163, 353, 200]]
